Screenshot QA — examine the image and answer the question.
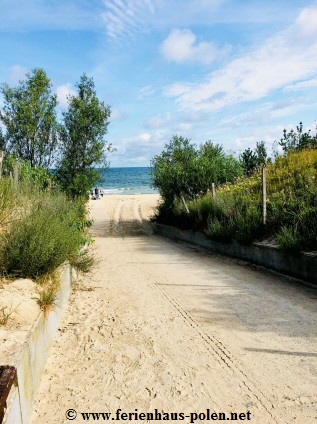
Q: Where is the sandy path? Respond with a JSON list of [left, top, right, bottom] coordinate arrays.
[[31, 195, 317, 423]]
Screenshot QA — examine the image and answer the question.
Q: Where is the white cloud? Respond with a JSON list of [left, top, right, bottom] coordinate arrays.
[[177, 122, 192, 131], [218, 99, 316, 130], [284, 79, 317, 91], [233, 121, 317, 155], [138, 85, 156, 98], [56, 84, 75, 108], [136, 132, 152, 142], [109, 128, 169, 166], [295, 7, 317, 37], [110, 108, 126, 121], [100, 0, 235, 42], [8, 65, 27, 84], [0, 0, 105, 31], [0, 0, 292, 34], [163, 6, 317, 112], [183, 110, 211, 123], [233, 125, 287, 150], [160, 28, 229, 65], [144, 112, 171, 129], [101, 0, 155, 40]]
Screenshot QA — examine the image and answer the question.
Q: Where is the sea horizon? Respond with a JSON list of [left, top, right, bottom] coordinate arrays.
[[97, 166, 157, 195]]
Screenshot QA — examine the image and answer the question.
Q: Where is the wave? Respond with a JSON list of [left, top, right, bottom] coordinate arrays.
[[100, 187, 158, 195]]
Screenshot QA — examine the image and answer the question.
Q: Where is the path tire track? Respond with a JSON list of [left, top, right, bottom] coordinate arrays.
[[136, 263, 279, 423]]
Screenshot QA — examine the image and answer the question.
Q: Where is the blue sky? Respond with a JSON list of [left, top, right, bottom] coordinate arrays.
[[1, 0, 317, 167]]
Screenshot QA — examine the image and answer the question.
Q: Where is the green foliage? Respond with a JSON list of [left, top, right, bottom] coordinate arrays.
[[0, 178, 16, 229], [279, 122, 317, 153], [240, 141, 268, 176], [151, 135, 198, 205], [155, 148, 317, 251], [69, 249, 95, 274], [1, 154, 54, 190], [276, 226, 300, 252], [0, 128, 5, 150], [198, 142, 242, 191], [56, 74, 112, 199], [0, 192, 87, 279], [0, 68, 58, 168], [151, 135, 242, 206]]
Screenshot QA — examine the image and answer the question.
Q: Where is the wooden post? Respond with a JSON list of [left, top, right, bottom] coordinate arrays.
[[0, 151, 3, 178], [180, 194, 190, 214], [0, 366, 17, 423], [14, 164, 19, 187], [212, 182, 216, 198], [262, 166, 267, 225]]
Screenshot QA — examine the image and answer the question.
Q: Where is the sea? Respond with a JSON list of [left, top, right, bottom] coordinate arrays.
[[97, 167, 157, 195]]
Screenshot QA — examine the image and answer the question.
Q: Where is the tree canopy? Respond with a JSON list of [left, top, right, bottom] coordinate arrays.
[[279, 122, 317, 153], [0, 68, 58, 168], [240, 141, 268, 176], [151, 135, 242, 205], [56, 74, 112, 198]]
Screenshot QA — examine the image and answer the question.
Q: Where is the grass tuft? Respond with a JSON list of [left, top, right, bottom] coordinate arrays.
[[276, 226, 300, 252], [36, 288, 56, 313], [0, 304, 20, 326], [69, 249, 95, 274]]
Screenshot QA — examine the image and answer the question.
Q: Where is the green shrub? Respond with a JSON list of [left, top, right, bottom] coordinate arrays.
[[151, 136, 242, 206], [0, 192, 86, 279], [206, 217, 234, 242], [155, 149, 317, 251], [276, 226, 300, 252], [234, 205, 263, 244]]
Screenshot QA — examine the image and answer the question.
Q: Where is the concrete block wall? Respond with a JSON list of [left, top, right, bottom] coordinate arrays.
[[3, 266, 74, 424], [154, 223, 317, 286]]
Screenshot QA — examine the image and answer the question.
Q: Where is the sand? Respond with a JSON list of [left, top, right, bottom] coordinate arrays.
[[0, 278, 39, 364], [30, 194, 317, 423]]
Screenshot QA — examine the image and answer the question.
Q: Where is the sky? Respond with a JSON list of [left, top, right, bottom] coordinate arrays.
[[0, 0, 317, 167]]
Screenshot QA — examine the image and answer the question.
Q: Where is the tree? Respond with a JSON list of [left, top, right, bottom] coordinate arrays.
[[199, 141, 224, 160], [255, 141, 267, 165], [151, 136, 242, 205], [0, 128, 5, 151], [56, 74, 111, 199], [151, 135, 198, 205], [279, 122, 317, 153], [0, 68, 58, 168], [240, 141, 268, 176], [198, 141, 242, 190], [240, 148, 258, 177]]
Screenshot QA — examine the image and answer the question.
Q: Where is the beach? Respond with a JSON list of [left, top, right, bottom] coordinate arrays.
[[30, 194, 317, 423]]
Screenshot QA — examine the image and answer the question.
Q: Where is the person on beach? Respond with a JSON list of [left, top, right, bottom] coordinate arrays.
[[95, 187, 100, 200]]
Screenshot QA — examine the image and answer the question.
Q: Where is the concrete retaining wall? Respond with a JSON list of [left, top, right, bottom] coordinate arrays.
[[153, 223, 317, 285], [3, 266, 74, 424]]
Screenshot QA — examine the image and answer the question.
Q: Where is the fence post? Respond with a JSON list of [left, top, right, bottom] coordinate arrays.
[[212, 182, 216, 198], [14, 164, 19, 187], [180, 194, 190, 214], [262, 166, 267, 225], [0, 151, 3, 178]]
